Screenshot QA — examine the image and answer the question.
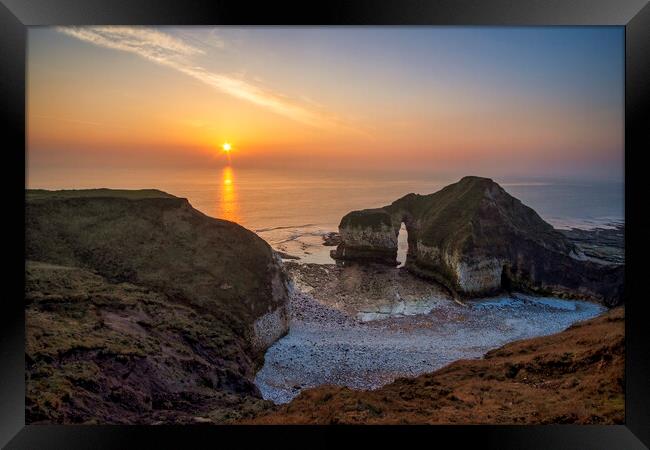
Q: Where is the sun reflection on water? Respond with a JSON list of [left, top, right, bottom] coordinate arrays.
[[218, 165, 240, 223]]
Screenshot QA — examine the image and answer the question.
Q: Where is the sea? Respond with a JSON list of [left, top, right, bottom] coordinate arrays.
[[27, 166, 624, 264]]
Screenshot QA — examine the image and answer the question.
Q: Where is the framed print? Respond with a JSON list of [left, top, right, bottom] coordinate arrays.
[[1, 0, 649, 448]]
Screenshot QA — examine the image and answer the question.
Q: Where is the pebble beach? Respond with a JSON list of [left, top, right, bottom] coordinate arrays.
[[254, 263, 606, 404]]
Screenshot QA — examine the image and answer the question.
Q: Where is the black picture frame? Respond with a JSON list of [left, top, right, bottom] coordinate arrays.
[[2, 1, 649, 448]]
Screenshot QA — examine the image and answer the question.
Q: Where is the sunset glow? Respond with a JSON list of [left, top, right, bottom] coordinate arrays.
[[27, 27, 623, 181], [219, 165, 238, 222], [23, 25, 627, 425]]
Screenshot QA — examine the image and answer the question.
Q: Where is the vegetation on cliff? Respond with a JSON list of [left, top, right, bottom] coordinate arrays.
[[334, 177, 624, 305], [25, 189, 290, 424], [24, 187, 624, 425]]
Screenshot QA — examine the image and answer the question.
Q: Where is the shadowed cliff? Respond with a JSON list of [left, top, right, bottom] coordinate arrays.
[[25, 189, 291, 423], [333, 177, 623, 305]]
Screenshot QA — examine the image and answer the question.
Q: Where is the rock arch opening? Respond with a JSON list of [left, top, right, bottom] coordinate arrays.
[[396, 222, 408, 267]]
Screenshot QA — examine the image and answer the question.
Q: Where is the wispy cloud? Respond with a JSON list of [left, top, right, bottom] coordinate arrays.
[[176, 29, 226, 51], [58, 26, 205, 63], [57, 26, 353, 130]]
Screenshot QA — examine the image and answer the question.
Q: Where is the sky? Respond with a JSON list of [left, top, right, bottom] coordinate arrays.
[[27, 26, 624, 181]]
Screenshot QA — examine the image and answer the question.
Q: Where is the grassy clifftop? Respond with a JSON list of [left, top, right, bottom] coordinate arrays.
[[386, 176, 568, 252], [26, 189, 289, 324], [27, 188, 177, 200], [25, 189, 290, 424]]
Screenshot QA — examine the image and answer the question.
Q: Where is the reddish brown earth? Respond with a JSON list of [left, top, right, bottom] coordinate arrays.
[[246, 307, 624, 425]]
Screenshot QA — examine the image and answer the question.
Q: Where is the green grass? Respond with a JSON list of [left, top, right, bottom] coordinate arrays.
[[26, 188, 177, 201], [339, 208, 393, 229]]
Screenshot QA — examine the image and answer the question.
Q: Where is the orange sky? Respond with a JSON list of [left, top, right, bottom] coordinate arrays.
[[27, 27, 624, 180]]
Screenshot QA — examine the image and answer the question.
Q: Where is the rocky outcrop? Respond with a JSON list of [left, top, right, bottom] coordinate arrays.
[[25, 189, 291, 423], [333, 177, 623, 305], [560, 224, 625, 265], [333, 209, 397, 264], [321, 232, 342, 247]]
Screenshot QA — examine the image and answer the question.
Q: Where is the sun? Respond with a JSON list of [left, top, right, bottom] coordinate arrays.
[[222, 142, 232, 152]]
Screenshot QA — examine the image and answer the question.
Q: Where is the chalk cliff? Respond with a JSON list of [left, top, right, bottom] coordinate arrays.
[[333, 177, 623, 305]]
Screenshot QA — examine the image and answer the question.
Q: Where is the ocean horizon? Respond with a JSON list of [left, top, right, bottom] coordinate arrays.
[[27, 167, 624, 264]]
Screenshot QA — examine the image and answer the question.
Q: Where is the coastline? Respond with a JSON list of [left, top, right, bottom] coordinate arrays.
[[24, 188, 625, 425], [253, 218, 624, 404], [254, 262, 607, 404], [259, 220, 625, 267]]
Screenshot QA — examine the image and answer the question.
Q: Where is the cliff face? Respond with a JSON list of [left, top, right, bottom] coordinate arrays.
[[333, 177, 623, 305], [25, 189, 291, 423], [335, 208, 398, 264], [247, 307, 625, 425]]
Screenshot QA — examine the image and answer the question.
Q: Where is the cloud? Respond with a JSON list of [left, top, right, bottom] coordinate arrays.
[[176, 28, 226, 51], [56, 26, 353, 130], [57, 26, 204, 64]]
